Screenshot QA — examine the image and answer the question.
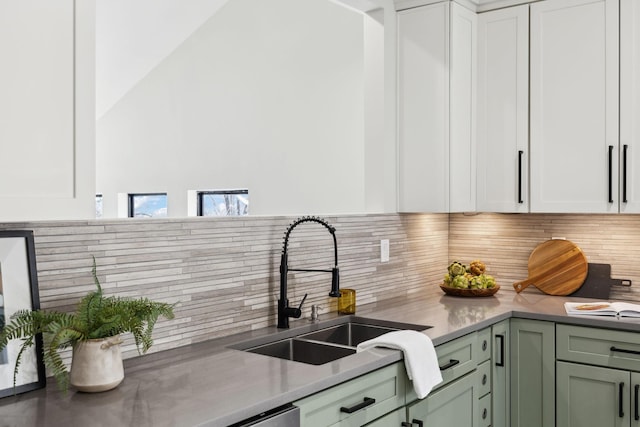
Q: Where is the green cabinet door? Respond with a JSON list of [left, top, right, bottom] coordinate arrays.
[[510, 318, 555, 427], [557, 361, 630, 427], [492, 319, 510, 427], [407, 371, 478, 427], [632, 372, 640, 427]]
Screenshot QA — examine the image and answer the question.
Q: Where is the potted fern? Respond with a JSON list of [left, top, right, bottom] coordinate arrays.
[[0, 258, 175, 393]]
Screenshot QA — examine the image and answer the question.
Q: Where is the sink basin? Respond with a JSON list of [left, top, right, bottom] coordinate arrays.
[[300, 323, 404, 347], [247, 338, 356, 365], [231, 316, 431, 365]]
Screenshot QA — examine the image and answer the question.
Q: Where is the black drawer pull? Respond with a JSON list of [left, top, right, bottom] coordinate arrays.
[[635, 384, 639, 421], [620, 382, 625, 418], [611, 346, 640, 356], [482, 374, 488, 385], [340, 397, 375, 414], [482, 408, 488, 419], [412, 419, 424, 427], [401, 423, 412, 427], [482, 339, 488, 351], [496, 334, 505, 367], [439, 359, 460, 371]]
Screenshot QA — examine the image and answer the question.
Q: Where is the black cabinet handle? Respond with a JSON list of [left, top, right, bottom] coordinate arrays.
[[623, 144, 629, 203], [482, 408, 488, 419], [496, 334, 505, 367], [482, 339, 488, 352], [611, 346, 640, 356], [518, 150, 524, 204], [619, 382, 625, 418], [340, 397, 375, 414], [482, 374, 488, 385], [439, 359, 460, 370], [609, 145, 614, 203], [635, 384, 639, 421], [412, 420, 424, 427], [401, 423, 412, 427]]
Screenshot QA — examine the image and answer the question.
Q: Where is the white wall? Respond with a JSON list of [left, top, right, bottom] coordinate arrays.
[[97, 0, 377, 218]]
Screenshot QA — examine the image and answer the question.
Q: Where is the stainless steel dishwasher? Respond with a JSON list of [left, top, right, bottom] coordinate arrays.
[[230, 404, 300, 426]]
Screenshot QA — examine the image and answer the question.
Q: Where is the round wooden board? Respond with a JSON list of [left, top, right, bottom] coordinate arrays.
[[513, 239, 588, 295], [440, 284, 500, 297]]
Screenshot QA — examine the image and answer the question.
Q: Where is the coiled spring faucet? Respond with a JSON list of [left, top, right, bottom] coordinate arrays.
[[277, 216, 340, 328]]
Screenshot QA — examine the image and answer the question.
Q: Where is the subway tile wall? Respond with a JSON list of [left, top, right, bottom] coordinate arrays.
[[449, 213, 640, 301], [0, 213, 448, 362]]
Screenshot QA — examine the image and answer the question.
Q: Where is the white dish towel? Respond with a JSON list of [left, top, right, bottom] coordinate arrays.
[[357, 330, 443, 399]]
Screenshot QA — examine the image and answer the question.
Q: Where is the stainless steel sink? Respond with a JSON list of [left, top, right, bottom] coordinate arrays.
[[231, 316, 431, 365], [247, 338, 356, 365], [298, 323, 399, 347]]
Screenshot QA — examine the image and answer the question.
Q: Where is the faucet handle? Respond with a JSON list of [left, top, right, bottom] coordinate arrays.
[[297, 293, 308, 311], [286, 293, 308, 319]]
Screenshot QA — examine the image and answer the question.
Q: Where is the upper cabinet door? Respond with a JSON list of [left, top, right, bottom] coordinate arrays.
[[529, 0, 619, 213], [620, 0, 640, 213], [476, 5, 529, 213], [449, 2, 477, 213], [397, 2, 475, 213], [397, 2, 450, 213], [0, 0, 95, 221]]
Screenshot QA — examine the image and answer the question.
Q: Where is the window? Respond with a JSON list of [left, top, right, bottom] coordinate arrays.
[[197, 190, 249, 216], [128, 193, 168, 218], [95, 194, 103, 218]]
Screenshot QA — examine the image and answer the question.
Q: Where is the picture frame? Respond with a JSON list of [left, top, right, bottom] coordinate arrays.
[[0, 230, 45, 397]]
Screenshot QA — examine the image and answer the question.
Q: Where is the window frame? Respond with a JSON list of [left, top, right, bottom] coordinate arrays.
[[127, 192, 168, 218], [197, 189, 249, 217]]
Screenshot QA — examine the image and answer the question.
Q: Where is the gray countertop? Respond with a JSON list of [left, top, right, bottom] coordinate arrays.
[[1, 289, 640, 426]]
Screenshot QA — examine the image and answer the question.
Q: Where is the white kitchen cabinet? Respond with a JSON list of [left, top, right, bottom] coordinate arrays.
[[0, 0, 95, 221], [476, 5, 529, 213], [397, 1, 476, 213], [620, 0, 640, 212], [529, 0, 619, 213]]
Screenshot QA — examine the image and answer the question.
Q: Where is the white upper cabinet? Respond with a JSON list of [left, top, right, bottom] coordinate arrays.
[[476, 5, 529, 213], [620, 0, 640, 213], [397, 1, 476, 213], [529, 0, 619, 213], [0, 0, 94, 221]]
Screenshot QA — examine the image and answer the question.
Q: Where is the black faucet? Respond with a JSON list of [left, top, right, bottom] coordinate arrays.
[[277, 216, 341, 328]]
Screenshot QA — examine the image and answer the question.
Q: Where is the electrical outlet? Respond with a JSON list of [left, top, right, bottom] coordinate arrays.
[[380, 239, 389, 262]]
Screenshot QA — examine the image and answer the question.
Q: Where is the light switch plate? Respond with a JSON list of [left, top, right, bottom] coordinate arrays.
[[380, 239, 389, 262]]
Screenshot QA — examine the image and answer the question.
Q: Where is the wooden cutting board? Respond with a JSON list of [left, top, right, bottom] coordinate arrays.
[[513, 239, 588, 295]]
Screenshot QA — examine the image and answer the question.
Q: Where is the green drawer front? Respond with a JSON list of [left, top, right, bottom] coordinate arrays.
[[478, 393, 492, 427], [295, 363, 406, 427], [405, 332, 478, 403], [557, 324, 640, 372], [477, 360, 491, 398], [478, 327, 491, 363], [436, 331, 478, 387]]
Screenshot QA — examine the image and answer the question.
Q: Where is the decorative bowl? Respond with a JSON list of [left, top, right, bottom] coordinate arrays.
[[440, 284, 500, 297]]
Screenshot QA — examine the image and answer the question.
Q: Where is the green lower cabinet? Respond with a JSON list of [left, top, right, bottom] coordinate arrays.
[[556, 361, 640, 427], [492, 319, 510, 427], [510, 318, 555, 427], [295, 363, 406, 427], [407, 371, 479, 427]]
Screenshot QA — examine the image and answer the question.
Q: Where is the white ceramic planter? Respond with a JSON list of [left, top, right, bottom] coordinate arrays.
[[69, 336, 124, 392]]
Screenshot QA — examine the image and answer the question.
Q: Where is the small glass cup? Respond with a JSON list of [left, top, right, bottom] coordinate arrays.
[[338, 289, 356, 314]]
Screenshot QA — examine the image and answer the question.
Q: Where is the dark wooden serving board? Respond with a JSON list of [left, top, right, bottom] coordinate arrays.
[[570, 263, 632, 299]]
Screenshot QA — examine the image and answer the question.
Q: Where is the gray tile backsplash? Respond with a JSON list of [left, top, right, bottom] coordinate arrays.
[[0, 213, 448, 362], [6, 211, 639, 368]]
